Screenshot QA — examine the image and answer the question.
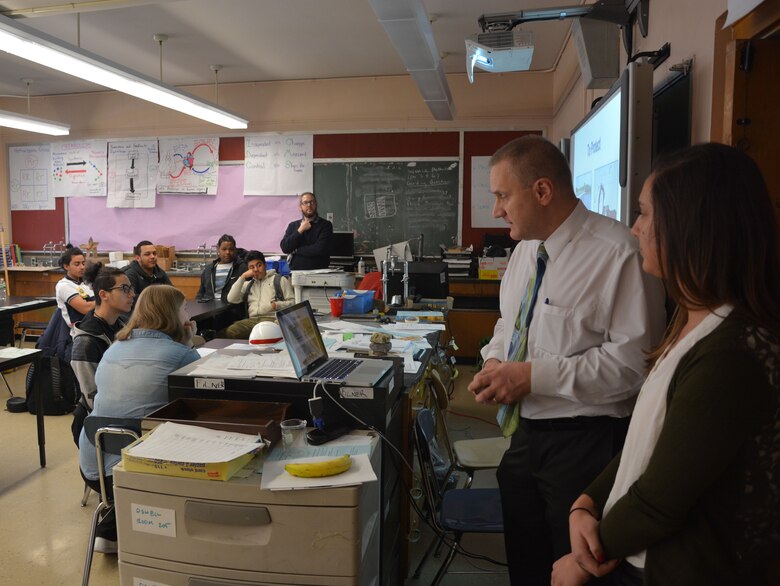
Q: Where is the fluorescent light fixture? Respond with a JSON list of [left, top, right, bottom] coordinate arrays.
[[367, 0, 455, 120], [0, 109, 70, 135], [0, 14, 248, 129]]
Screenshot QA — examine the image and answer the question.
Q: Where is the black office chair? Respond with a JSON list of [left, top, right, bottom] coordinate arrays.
[[81, 415, 141, 586], [413, 408, 504, 585]]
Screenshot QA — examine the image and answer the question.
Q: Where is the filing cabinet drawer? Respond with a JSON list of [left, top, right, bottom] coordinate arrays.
[[116, 484, 362, 576], [120, 553, 365, 586]]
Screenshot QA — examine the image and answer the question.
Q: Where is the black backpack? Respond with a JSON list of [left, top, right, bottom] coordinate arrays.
[[25, 355, 78, 415]]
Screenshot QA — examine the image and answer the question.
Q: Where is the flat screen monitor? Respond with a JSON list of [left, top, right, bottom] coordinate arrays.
[[330, 231, 354, 258], [386, 261, 448, 300], [570, 60, 653, 225]]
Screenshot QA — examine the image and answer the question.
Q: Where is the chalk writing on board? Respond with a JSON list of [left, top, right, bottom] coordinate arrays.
[[244, 134, 313, 196], [314, 161, 459, 256]]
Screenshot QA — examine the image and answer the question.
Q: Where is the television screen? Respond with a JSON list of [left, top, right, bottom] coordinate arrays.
[[569, 61, 653, 225], [571, 86, 623, 221]]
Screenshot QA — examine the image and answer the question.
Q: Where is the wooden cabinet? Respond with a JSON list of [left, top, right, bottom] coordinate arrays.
[[168, 275, 199, 300], [447, 279, 500, 359], [7, 269, 62, 325], [448, 309, 500, 359]]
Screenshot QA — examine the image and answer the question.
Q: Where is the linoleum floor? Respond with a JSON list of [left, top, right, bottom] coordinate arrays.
[[0, 360, 507, 585]]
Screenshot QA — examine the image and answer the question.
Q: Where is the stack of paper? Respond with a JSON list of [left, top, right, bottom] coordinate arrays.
[[122, 422, 266, 481]]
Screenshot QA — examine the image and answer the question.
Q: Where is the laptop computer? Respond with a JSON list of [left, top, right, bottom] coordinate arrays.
[[276, 300, 392, 387]]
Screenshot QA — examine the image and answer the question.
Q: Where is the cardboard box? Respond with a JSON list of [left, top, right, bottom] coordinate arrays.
[[478, 257, 509, 280], [142, 398, 289, 445], [122, 434, 255, 482]]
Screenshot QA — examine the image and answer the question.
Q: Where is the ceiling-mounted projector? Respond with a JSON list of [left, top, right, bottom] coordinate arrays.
[[465, 29, 534, 83]]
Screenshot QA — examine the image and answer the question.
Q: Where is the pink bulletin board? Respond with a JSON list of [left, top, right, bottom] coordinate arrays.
[[67, 165, 301, 253]]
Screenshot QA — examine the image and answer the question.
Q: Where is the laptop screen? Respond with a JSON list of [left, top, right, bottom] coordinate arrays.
[[276, 301, 328, 378]]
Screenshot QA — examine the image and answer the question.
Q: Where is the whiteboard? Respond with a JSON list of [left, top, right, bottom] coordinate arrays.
[[470, 156, 505, 228]]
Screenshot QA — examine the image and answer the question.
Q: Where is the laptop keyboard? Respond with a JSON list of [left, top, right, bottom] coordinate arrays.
[[315, 358, 361, 380]]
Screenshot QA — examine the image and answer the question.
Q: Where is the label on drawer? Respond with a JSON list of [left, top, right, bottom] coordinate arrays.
[[134, 578, 172, 586], [131, 503, 176, 538], [339, 387, 373, 399], [194, 377, 225, 389]]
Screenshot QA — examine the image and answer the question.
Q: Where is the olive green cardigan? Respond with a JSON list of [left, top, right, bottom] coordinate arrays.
[[585, 313, 779, 586]]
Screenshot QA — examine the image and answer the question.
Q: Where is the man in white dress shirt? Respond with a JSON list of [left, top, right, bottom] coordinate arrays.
[[468, 136, 665, 585]]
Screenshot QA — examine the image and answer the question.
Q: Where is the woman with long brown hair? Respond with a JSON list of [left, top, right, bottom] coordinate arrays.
[[553, 143, 780, 586]]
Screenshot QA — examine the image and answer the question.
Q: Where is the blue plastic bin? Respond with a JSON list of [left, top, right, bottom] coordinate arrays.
[[265, 258, 290, 276], [341, 289, 374, 314]]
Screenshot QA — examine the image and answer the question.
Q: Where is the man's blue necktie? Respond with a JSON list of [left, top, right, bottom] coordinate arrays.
[[497, 242, 548, 437]]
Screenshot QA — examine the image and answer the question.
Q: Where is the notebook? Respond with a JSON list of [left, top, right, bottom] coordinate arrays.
[[276, 300, 392, 387]]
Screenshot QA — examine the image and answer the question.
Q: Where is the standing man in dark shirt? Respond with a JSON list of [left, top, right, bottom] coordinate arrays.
[[280, 192, 333, 270], [122, 240, 172, 307]]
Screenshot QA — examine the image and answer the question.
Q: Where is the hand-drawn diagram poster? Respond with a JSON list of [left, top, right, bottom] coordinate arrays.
[[157, 136, 219, 194], [244, 134, 313, 196], [9, 144, 55, 210], [51, 139, 108, 197], [107, 139, 159, 208]]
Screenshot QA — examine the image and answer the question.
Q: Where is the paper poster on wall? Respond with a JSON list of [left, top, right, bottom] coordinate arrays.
[[107, 139, 159, 208], [51, 139, 108, 198], [470, 156, 505, 228], [8, 144, 55, 211], [157, 136, 219, 194], [69, 165, 300, 251], [244, 134, 313, 196]]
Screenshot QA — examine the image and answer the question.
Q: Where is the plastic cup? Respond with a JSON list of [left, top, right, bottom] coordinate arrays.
[[330, 296, 344, 317], [280, 418, 307, 446]]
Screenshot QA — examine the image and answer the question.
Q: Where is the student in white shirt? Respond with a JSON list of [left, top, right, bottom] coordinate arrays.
[[55, 245, 95, 328], [468, 136, 666, 585]]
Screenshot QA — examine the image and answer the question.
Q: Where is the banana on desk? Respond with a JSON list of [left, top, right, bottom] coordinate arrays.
[[284, 454, 353, 478]]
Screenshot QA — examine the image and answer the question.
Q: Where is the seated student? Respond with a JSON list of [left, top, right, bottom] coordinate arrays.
[[70, 264, 135, 445], [78, 285, 199, 554], [552, 144, 780, 586], [223, 250, 295, 339], [55, 245, 95, 329], [122, 240, 172, 308], [196, 234, 247, 302]]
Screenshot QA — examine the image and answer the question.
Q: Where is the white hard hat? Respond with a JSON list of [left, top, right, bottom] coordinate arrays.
[[249, 321, 283, 345]]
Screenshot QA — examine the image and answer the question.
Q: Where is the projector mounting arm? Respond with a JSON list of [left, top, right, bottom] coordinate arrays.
[[478, 0, 647, 56]]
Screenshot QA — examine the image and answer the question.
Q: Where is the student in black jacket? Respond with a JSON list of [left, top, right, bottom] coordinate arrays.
[[196, 234, 247, 302], [122, 240, 172, 308], [70, 264, 134, 444]]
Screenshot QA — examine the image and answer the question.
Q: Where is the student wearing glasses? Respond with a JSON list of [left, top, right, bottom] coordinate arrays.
[[280, 191, 334, 270], [70, 264, 135, 444]]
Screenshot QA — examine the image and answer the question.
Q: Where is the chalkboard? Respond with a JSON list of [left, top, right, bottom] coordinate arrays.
[[314, 161, 459, 256]]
